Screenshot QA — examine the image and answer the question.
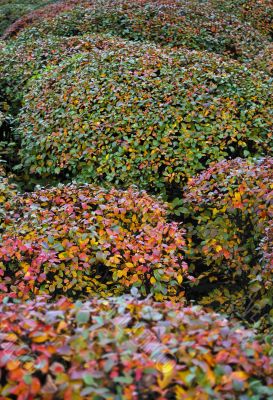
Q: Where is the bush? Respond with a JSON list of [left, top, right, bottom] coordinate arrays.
[[0, 184, 190, 301], [251, 44, 273, 76], [0, 0, 58, 35], [260, 221, 273, 281], [0, 33, 127, 115], [16, 37, 273, 194], [0, 166, 18, 222], [4, 0, 269, 62], [0, 295, 273, 399], [181, 157, 273, 316], [212, 0, 273, 38]]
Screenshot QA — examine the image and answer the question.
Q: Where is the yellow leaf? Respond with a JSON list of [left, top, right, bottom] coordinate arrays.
[[231, 371, 248, 381], [150, 277, 156, 285], [177, 274, 183, 284], [32, 334, 48, 343]]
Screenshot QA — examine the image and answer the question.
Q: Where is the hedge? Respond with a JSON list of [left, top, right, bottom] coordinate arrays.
[[0, 166, 18, 222], [251, 44, 273, 76], [16, 37, 273, 194], [0, 33, 123, 114], [0, 295, 273, 399], [0, 184, 190, 301], [260, 221, 273, 282], [213, 0, 273, 38], [3, 0, 269, 63], [0, 0, 58, 35], [181, 157, 273, 317]]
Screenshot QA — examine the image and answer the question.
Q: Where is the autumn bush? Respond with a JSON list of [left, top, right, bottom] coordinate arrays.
[[211, 0, 273, 38], [0, 294, 273, 399], [15, 38, 273, 194], [180, 157, 273, 316], [260, 221, 273, 281], [0, 166, 18, 222], [0, 0, 57, 35], [4, 0, 270, 62], [0, 33, 126, 115], [0, 184, 190, 301], [251, 44, 273, 76]]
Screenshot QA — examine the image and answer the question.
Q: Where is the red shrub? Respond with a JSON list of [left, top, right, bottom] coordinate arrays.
[[0, 295, 272, 399], [0, 184, 190, 300]]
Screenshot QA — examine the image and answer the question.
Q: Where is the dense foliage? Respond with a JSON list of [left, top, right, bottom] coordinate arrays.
[[251, 44, 273, 76], [1, 295, 273, 400], [214, 0, 273, 38], [0, 184, 189, 301], [0, 0, 57, 35], [15, 37, 273, 194], [0, 0, 273, 397], [4, 0, 270, 62], [0, 166, 18, 222], [181, 157, 273, 316]]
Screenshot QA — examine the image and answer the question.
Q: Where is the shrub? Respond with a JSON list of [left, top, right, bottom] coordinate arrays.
[[260, 221, 273, 281], [251, 44, 273, 76], [211, 0, 273, 38], [181, 157, 273, 316], [0, 295, 273, 399], [0, 32, 98, 114], [0, 0, 58, 35], [16, 38, 273, 194], [4, 0, 269, 62], [0, 184, 190, 301], [0, 166, 18, 222]]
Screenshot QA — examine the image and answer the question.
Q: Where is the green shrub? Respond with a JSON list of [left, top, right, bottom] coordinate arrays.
[[0, 0, 57, 35], [0, 166, 18, 222], [212, 0, 273, 38], [181, 157, 273, 317], [0, 184, 190, 301], [0, 32, 97, 113], [251, 44, 273, 76], [260, 221, 273, 282], [5, 0, 269, 62], [16, 37, 273, 194], [0, 295, 273, 399]]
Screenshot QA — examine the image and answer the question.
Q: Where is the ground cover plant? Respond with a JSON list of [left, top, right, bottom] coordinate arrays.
[[0, 295, 273, 400], [0, 0, 273, 397], [0, 184, 190, 301], [15, 37, 273, 194]]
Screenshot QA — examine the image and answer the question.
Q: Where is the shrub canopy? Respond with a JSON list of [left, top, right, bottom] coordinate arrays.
[[0, 184, 189, 301], [16, 37, 273, 194], [181, 157, 273, 316], [0, 295, 273, 399], [4, 0, 270, 62], [0, 0, 57, 35]]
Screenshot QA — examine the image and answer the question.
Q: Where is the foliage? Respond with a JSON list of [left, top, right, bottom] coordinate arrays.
[[0, 295, 273, 399], [15, 37, 273, 194], [4, 0, 270, 63], [251, 44, 273, 76], [0, 184, 190, 301], [0, 166, 18, 222], [212, 0, 273, 38], [260, 221, 273, 281], [0, 0, 57, 35], [0, 32, 96, 114], [181, 157, 273, 317]]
